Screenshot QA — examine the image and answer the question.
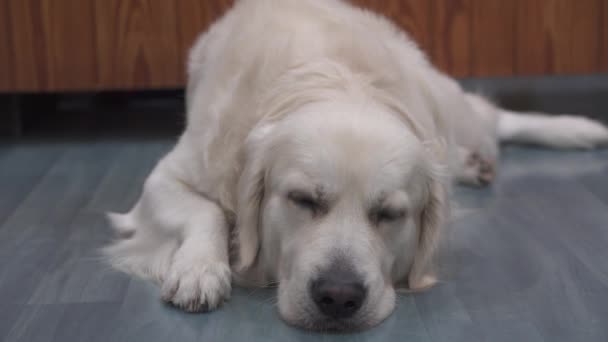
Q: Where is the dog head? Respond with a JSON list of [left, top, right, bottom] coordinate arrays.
[[231, 69, 448, 331]]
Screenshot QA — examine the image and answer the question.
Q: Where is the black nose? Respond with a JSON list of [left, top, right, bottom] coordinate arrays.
[[310, 272, 367, 319]]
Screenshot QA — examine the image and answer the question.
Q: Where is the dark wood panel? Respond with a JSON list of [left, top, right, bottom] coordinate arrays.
[[603, 0, 608, 73], [44, 1, 99, 91], [516, 0, 604, 75], [4, 1, 100, 92], [94, 0, 182, 90], [5, 1, 50, 91], [430, 0, 472, 77], [564, 0, 602, 74], [0, 0, 606, 92], [0, 1, 14, 91], [470, 0, 516, 76], [514, 0, 552, 75]]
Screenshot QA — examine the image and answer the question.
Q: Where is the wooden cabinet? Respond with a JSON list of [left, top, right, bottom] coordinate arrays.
[[0, 0, 231, 92], [1, 0, 606, 93]]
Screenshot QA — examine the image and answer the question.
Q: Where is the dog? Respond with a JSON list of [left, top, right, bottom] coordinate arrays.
[[104, 0, 608, 331]]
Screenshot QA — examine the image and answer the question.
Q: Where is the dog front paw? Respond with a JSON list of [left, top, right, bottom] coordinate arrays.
[[161, 262, 232, 312]]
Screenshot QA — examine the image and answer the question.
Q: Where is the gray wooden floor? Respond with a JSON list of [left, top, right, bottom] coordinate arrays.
[[1, 83, 608, 341]]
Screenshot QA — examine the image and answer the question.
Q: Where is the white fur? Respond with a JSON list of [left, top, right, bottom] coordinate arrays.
[[499, 111, 608, 148], [103, 0, 608, 331]]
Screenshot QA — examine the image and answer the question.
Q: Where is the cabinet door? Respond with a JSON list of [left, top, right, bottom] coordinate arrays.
[[0, 0, 606, 92], [0, 0, 230, 92], [1, 0, 99, 92]]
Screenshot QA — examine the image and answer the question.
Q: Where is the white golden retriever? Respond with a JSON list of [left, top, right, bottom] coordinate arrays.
[[104, 0, 608, 331]]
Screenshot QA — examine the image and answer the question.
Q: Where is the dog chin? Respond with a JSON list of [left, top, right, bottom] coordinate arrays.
[[281, 311, 389, 333], [279, 298, 395, 332]]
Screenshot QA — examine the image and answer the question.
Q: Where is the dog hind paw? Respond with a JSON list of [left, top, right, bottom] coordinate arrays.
[[462, 152, 495, 186]]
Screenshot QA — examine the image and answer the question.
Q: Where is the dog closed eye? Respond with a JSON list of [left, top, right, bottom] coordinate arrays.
[[287, 190, 324, 214], [370, 207, 407, 224]]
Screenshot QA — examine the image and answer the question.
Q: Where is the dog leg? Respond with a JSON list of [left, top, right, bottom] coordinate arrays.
[[105, 154, 231, 312], [159, 198, 232, 312]]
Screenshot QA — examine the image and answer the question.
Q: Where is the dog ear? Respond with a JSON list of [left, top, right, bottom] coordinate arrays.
[[408, 168, 448, 291], [232, 152, 265, 274], [231, 125, 274, 275]]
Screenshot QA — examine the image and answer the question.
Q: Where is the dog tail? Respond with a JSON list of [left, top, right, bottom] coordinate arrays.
[[498, 110, 608, 149]]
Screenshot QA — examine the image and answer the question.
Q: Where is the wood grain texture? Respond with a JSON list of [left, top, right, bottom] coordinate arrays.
[[600, 0, 608, 73], [514, 0, 553, 75], [564, 0, 603, 74], [4, 0, 49, 91], [0, 1, 14, 91], [3, 0, 99, 92], [0, 0, 606, 92], [44, 1, 99, 91], [515, 0, 603, 75], [94, 0, 181, 90], [470, 0, 516, 76], [430, 0, 472, 77]]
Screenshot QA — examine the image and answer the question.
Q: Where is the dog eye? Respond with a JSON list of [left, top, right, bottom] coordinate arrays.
[[373, 208, 406, 224], [288, 191, 320, 212]]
